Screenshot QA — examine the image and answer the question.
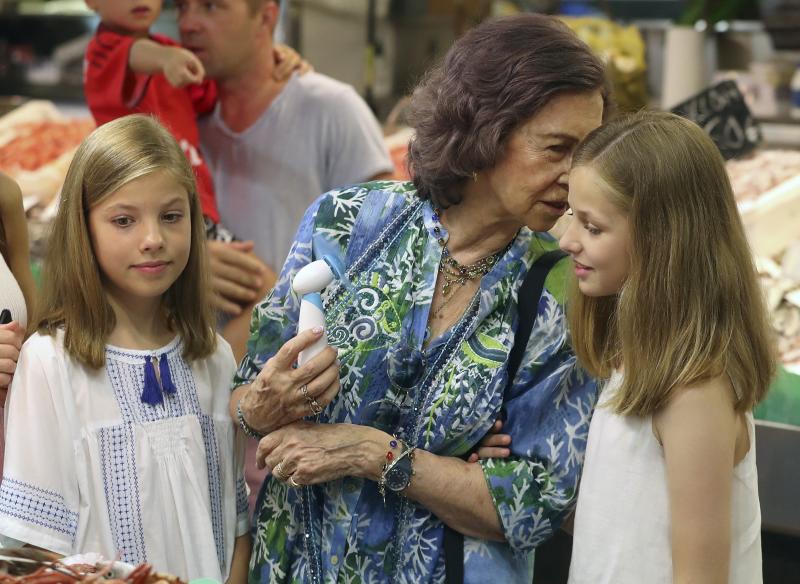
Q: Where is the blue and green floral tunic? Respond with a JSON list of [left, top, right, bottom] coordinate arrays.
[[235, 182, 599, 584]]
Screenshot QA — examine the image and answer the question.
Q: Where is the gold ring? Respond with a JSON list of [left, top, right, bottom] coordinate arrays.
[[273, 462, 288, 481], [300, 384, 324, 415], [308, 397, 324, 416], [288, 476, 302, 488]]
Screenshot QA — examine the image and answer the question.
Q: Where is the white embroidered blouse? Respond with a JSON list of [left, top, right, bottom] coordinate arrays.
[[0, 331, 248, 581]]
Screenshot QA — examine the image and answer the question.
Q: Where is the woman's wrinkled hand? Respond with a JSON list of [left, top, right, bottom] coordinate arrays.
[[256, 421, 371, 486], [239, 327, 340, 435], [467, 419, 512, 463]]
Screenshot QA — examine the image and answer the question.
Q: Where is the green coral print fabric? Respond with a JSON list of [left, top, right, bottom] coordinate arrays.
[[236, 182, 599, 584]]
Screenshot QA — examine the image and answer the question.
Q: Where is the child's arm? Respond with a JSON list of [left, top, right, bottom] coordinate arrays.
[[225, 533, 251, 584], [654, 377, 741, 584], [0, 172, 35, 327], [129, 39, 205, 88]]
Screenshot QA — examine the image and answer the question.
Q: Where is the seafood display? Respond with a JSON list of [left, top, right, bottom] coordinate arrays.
[[730, 150, 800, 367], [0, 551, 186, 584], [0, 100, 94, 209]]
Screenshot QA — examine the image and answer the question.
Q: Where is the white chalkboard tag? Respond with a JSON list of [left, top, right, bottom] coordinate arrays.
[[670, 80, 762, 160]]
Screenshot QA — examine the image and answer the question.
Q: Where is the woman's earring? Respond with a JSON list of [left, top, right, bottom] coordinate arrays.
[[472, 171, 478, 182]]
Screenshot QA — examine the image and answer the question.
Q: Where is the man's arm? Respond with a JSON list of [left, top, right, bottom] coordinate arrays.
[[129, 39, 205, 87], [207, 240, 270, 315]]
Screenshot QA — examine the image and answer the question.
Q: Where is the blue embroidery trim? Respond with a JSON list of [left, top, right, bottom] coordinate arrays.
[[104, 347, 227, 571], [236, 478, 248, 517], [99, 425, 147, 564], [0, 478, 79, 540], [200, 415, 226, 572]]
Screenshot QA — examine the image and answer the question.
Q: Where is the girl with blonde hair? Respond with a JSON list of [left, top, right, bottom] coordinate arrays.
[[0, 115, 250, 583], [560, 111, 774, 583]]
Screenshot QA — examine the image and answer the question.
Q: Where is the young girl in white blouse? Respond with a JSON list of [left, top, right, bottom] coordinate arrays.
[[560, 111, 774, 583], [0, 115, 250, 583]]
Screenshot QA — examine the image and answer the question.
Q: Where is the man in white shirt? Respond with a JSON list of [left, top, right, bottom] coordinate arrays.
[[176, 0, 393, 318]]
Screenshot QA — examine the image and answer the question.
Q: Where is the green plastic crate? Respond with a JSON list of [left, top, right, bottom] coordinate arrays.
[[755, 366, 800, 428]]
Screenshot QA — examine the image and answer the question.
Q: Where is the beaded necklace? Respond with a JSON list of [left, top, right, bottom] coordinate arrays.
[[431, 208, 510, 319]]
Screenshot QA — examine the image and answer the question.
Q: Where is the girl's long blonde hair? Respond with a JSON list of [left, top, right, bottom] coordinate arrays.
[[568, 111, 774, 415], [36, 114, 216, 368]]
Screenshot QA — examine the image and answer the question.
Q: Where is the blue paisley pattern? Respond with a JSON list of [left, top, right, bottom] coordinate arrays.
[[236, 181, 599, 583]]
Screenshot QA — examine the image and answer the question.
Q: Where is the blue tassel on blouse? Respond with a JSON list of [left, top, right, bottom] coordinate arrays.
[[141, 355, 163, 405], [159, 355, 177, 395]]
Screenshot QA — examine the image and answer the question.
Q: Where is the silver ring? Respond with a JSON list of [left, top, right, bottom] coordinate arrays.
[[300, 384, 310, 398], [273, 462, 288, 481], [288, 476, 303, 488]]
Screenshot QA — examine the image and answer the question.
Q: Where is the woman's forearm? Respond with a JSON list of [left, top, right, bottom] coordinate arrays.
[[405, 449, 504, 541], [353, 426, 505, 541]]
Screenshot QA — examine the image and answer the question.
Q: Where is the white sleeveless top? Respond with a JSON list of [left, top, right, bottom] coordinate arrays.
[[0, 251, 26, 328], [568, 372, 762, 584]]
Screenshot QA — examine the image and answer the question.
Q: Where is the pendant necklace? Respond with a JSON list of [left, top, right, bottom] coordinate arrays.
[[431, 208, 511, 319]]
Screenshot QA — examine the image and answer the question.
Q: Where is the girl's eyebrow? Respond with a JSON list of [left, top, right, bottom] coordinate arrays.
[[571, 207, 604, 225], [160, 196, 189, 207], [105, 196, 187, 212]]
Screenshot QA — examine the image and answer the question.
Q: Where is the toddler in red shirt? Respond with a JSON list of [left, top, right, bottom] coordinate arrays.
[[83, 0, 233, 240]]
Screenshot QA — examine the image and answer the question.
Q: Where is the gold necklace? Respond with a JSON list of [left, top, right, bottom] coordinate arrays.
[[431, 208, 508, 318]]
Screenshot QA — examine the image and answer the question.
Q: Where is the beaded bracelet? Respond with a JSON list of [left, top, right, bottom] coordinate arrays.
[[378, 438, 414, 504], [236, 400, 265, 440]]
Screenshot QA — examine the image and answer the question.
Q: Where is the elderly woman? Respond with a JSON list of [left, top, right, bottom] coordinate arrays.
[[232, 13, 608, 583]]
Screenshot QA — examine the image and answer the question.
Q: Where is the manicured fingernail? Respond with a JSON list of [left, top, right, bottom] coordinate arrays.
[[312, 326, 324, 334]]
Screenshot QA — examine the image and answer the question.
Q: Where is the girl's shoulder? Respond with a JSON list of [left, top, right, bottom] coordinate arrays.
[[0, 172, 21, 208], [209, 332, 236, 367], [0, 172, 21, 196], [21, 330, 63, 356], [653, 374, 739, 442], [189, 332, 237, 376], [17, 331, 77, 388], [0, 173, 22, 214], [664, 375, 737, 411]]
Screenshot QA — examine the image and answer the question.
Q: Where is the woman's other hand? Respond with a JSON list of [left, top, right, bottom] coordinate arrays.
[[256, 421, 372, 485], [467, 419, 512, 463], [0, 321, 24, 399], [238, 327, 340, 435]]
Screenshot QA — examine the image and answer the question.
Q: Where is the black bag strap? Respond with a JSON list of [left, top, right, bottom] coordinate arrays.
[[443, 248, 567, 584], [505, 249, 567, 388]]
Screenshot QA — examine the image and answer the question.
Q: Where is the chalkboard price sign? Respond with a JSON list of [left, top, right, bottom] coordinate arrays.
[[670, 80, 762, 160]]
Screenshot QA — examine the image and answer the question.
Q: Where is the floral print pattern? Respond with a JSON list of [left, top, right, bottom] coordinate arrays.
[[235, 182, 599, 583]]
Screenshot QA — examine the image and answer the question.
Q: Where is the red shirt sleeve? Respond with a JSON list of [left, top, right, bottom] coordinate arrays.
[[150, 33, 217, 115], [84, 26, 150, 124]]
